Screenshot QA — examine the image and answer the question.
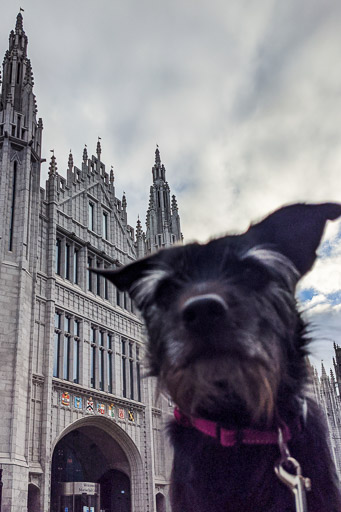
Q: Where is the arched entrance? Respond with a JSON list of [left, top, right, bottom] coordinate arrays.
[[156, 492, 166, 512], [50, 418, 142, 512], [27, 483, 40, 512]]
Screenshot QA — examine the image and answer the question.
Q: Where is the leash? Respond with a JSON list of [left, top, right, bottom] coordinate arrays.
[[174, 407, 312, 512], [275, 427, 311, 512]]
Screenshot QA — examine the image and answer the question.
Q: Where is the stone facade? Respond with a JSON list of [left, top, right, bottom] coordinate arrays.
[[0, 13, 181, 512], [310, 354, 341, 479]]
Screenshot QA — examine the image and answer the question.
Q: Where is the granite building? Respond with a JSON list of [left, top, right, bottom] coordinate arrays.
[[0, 13, 182, 512]]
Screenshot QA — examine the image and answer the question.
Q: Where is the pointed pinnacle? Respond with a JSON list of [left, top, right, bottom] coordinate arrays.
[[68, 150, 73, 170], [49, 153, 57, 176], [15, 12, 24, 33], [155, 145, 161, 164], [321, 362, 327, 378], [97, 137, 102, 158], [83, 145, 88, 163], [136, 217, 143, 237], [122, 193, 127, 209]]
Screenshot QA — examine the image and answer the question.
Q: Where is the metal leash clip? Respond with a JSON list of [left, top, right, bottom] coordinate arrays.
[[274, 427, 311, 512]]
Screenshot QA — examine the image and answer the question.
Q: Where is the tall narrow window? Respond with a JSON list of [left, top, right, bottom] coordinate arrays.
[[136, 347, 141, 402], [53, 313, 61, 378], [99, 332, 104, 391], [129, 344, 134, 400], [107, 334, 113, 393], [63, 317, 71, 380], [9, 162, 17, 251], [116, 290, 121, 307], [55, 239, 61, 275], [104, 273, 109, 300], [121, 339, 127, 398], [65, 244, 70, 280], [102, 212, 108, 239], [96, 262, 101, 296], [90, 327, 96, 388], [73, 249, 78, 284], [73, 319, 80, 384], [87, 257, 92, 292], [88, 202, 94, 231], [108, 352, 113, 393]]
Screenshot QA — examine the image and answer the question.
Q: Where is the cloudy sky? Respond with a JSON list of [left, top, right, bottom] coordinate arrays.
[[1, 0, 341, 370]]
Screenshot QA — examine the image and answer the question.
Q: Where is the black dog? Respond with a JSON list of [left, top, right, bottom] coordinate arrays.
[[97, 203, 341, 512]]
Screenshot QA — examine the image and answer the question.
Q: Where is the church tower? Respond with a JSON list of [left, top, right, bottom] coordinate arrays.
[[145, 146, 182, 253], [0, 12, 42, 510]]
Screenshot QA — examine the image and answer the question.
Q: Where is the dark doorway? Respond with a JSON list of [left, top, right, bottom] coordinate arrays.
[[156, 492, 166, 512], [99, 470, 130, 512], [27, 483, 40, 512]]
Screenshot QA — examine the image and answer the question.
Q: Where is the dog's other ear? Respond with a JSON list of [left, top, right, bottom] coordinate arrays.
[[91, 258, 151, 292], [246, 203, 341, 277]]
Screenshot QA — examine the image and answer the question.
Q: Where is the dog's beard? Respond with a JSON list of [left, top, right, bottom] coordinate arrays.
[[161, 356, 280, 426]]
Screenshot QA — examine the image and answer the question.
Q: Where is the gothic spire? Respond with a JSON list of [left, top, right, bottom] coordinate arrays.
[[1, 12, 31, 113], [155, 145, 161, 164], [68, 150, 73, 170]]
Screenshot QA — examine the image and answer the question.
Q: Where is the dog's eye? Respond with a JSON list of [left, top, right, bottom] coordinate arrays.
[[241, 265, 270, 290], [153, 278, 180, 307]]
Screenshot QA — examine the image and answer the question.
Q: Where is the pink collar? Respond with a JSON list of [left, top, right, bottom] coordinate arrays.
[[174, 407, 292, 447]]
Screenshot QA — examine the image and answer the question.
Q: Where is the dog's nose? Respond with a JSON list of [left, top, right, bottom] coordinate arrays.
[[182, 293, 228, 331]]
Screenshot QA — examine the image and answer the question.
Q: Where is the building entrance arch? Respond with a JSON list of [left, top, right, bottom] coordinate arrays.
[[50, 416, 144, 512]]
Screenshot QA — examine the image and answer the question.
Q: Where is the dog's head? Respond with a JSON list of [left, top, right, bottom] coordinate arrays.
[[96, 203, 341, 426]]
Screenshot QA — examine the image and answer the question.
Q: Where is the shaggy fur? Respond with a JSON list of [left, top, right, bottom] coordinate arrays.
[[96, 203, 341, 512]]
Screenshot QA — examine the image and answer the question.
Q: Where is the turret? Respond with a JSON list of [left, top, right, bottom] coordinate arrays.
[[145, 146, 182, 253]]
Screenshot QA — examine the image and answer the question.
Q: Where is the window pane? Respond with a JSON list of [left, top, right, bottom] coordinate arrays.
[[73, 249, 78, 284], [63, 335, 69, 380], [73, 339, 79, 384], [65, 244, 70, 280], [91, 346, 96, 388], [108, 352, 112, 393], [122, 339, 126, 397], [64, 317, 70, 333], [87, 258, 92, 291], [97, 263, 101, 295], [107, 334, 112, 350], [89, 202, 94, 231], [99, 350, 104, 391], [130, 359, 134, 400], [54, 312, 61, 329], [55, 240, 61, 275], [137, 361, 141, 402], [53, 332, 60, 377], [103, 212, 108, 239], [74, 319, 79, 337]]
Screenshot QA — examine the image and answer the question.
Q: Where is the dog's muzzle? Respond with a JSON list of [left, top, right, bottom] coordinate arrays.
[[182, 293, 228, 332]]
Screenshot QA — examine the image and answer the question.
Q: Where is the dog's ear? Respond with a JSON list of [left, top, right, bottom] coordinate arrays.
[[246, 203, 341, 277], [91, 257, 152, 292]]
